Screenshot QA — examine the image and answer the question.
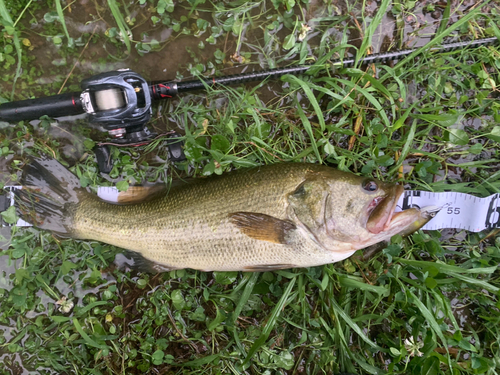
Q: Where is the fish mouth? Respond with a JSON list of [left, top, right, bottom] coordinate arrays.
[[366, 185, 404, 234]]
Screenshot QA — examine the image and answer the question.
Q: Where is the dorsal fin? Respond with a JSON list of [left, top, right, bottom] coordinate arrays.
[[108, 178, 203, 204], [115, 185, 167, 204], [229, 212, 296, 244]]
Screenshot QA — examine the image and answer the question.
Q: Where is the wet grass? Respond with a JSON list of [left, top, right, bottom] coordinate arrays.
[[0, 0, 500, 374]]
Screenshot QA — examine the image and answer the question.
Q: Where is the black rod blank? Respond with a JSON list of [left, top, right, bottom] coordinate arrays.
[[149, 37, 498, 100]]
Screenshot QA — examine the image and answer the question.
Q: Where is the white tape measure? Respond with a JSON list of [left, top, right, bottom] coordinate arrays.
[[395, 191, 500, 232], [2, 186, 500, 232]]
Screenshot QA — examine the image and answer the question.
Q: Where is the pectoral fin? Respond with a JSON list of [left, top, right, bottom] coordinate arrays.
[[229, 212, 296, 244]]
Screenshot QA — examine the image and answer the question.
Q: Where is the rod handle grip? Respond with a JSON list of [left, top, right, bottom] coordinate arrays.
[[0, 92, 83, 122]]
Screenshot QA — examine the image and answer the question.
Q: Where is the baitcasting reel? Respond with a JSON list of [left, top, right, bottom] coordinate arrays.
[[80, 70, 153, 143], [0, 68, 187, 171]]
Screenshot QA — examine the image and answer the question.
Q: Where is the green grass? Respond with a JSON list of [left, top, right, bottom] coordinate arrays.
[[0, 0, 500, 374]]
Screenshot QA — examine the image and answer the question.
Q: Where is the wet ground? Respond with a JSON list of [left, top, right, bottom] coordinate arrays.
[[0, 0, 499, 373]]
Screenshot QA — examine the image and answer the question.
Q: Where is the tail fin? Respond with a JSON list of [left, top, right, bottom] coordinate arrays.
[[14, 158, 86, 237]]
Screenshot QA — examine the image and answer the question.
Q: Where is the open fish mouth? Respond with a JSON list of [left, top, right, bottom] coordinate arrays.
[[366, 185, 404, 234]]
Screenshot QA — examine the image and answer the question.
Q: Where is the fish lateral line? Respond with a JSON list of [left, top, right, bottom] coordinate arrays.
[[4, 186, 500, 232]]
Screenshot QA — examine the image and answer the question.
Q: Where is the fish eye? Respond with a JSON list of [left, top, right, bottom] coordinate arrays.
[[362, 179, 378, 192]]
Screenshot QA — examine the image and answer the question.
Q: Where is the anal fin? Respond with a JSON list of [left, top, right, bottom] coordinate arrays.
[[243, 264, 297, 272], [117, 250, 180, 274], [229, 212, 296, 244]]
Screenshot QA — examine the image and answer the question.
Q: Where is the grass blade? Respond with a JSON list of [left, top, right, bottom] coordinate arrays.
[[73, 318, 109, 350], [351, 352, 386, 375], [345, 68, 396, 113], [357, 0, 391, 60], [180, 354, 220, 367], [338, 276, 389, 296], [329, 297, 384, 351], [447, 272, 499, 293], [407, 289, 447, 346], [243, 277, 297, 364], [335, 77, 391, 128], [107, 0, 131, 53], [0, 0, 22, 99], [436, 1, 451, 36], [388, 118, 417, 176], [398, 259, 498, 275], [283, 74, 326, 131], [54, 0, 73, 47], [295, 103, 322, 163], [232, 272, 259, 325], [229, 272, 260, 357]]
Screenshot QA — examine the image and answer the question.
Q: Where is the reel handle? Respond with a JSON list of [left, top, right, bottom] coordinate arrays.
[[0, 92, 83, 122]]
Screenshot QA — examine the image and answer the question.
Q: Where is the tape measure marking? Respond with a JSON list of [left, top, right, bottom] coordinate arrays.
[[2, 186, 32, 227], [96, 186, 119, 203]]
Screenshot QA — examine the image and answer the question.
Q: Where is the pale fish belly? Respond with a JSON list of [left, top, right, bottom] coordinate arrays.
[[136, 221, 356, 271]]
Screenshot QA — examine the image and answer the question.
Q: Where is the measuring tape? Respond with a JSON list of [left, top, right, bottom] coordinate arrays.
[[395, 191, 500, 232], [2, 186, 500, 232]]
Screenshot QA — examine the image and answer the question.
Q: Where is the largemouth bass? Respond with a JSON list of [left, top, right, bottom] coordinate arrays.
[[15, 159, 436, 272]]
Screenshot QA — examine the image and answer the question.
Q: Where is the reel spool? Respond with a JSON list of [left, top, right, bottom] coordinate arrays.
[[93, 88, 126, 111]]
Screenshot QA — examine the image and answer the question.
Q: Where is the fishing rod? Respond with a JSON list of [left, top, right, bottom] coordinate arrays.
[[0, 37, 497, 171]]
